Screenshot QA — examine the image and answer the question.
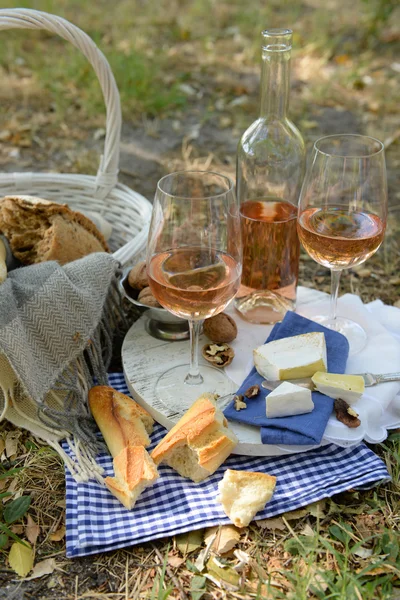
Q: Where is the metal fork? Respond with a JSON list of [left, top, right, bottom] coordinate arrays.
[[261, 372, 400, 392]]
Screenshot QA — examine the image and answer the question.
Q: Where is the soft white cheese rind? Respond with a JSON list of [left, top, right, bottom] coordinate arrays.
[[254, 332, 327, 381], [311, 372, 364, 404], [266, 381, 314, 419]]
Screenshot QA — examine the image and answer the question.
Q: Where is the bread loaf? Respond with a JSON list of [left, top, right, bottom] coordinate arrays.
[[151, 393, 238, 482], [88, 386, 154, 458], [105, 446, 159, 510], [0, 195, 109, 265], [216, 469, 277, 527]]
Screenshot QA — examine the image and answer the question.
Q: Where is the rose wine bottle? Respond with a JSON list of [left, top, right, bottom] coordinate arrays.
[[235, 29, 305, 324]]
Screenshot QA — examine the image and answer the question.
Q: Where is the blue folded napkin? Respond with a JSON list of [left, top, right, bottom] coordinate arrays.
[[224, 311, 350, 445]]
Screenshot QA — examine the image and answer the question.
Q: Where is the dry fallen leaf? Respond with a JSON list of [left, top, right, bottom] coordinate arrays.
[[167, 555, 185, 568], [10, 525, 24, 535], [176, 529, 203, 556], [300, 523, 315, 537], [25, 558, 56, 580], [49, 525, 65, 542], [8, 542, 34, 577], [195, 530, 217, 571], [204, 525, 241, 555], [256, 517, 285, 531], [5, 432, 20, 458], [206, 556, 240, 589], [25, 515, 40, 545], [234, 549, 269, 580]]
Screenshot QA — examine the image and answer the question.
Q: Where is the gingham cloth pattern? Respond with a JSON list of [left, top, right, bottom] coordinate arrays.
[[65, 373, 390, 558]]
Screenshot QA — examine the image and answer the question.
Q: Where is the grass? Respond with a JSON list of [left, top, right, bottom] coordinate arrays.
[[0, 0, 398, 124], [0, 0, 399, 598]]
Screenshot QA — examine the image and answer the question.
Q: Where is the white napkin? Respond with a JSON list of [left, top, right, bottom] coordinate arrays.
[[226, 287, 400, 449]]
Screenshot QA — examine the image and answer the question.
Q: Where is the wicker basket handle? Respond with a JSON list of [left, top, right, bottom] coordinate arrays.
[[0, 8, 121, 199]]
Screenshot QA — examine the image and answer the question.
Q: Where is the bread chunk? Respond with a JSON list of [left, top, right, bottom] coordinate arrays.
[[217, 469, 277, 527], [0, 195, 109, 265], [88, 386, 154, 458], [105, 446, 159, 510], [151, 394, 238, 482]]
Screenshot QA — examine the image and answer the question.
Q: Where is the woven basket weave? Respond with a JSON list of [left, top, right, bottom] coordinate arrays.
[[0, 8, 152, 267]]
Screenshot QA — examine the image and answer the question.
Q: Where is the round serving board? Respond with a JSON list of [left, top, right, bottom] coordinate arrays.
[[121, 287, 329, 457]]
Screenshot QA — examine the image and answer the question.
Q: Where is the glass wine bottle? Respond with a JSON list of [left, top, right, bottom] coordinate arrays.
[[235, 28, 305, 324]]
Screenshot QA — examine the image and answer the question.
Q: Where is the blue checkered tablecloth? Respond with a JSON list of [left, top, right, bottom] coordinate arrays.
[[65, 374, 390, 558]]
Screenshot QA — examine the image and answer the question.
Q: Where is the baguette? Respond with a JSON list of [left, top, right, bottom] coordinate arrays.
[[216, 469, 277, 527], [88, 386, 154, 458], [151, 393, 238, 482], [105, 446, 159, 510]]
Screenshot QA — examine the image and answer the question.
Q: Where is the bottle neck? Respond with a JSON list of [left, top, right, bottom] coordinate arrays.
[[259, 47, 291, 119]]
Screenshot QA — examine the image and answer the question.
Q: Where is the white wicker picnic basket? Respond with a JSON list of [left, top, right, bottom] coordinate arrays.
[[0, 8, 152, 266]]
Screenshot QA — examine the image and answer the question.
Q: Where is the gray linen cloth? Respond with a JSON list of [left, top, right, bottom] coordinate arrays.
[[0, 252, 121, 481]]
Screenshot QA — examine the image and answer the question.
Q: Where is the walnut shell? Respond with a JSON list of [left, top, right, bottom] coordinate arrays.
[[137, 286, 161, 308], [334, 398, 361, 428], [128, 261, 148, 290], [203, 313, 238, 343], [202, 343, 234, 368]]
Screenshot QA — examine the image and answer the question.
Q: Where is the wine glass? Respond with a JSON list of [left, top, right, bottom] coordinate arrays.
[[297, 134, 387, 354], [146, 171, 242, 409]]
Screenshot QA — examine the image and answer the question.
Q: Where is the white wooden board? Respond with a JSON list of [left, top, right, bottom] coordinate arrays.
[[121, 288, 328, 456]]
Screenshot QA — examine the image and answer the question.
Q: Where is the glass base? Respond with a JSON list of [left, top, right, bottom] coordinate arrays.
[[312, 315, 367, 355], [234, 290, 295, 324], [145, 318, 190, 341], [155, 363, 236, 416]]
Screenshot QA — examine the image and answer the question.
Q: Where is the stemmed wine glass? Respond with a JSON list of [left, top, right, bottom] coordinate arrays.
[[146, 171, 242, 409], [297, 134, 387, 354]]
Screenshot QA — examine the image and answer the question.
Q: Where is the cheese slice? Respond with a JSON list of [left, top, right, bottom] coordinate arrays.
[[254, 332, 327, 381], [266, 382, 314, 418], [312, 372, 364, 404]]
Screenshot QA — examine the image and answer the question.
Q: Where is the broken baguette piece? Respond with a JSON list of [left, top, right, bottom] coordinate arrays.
[[88, 386, 154, 458], [105, 446, 159, 510], [216, 469, 277, 527], [151, 393, 238, 482]]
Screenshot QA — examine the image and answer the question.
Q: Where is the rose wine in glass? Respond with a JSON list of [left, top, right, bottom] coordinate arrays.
[[297, 134, 387, 354], [147, 171, 242, 410]]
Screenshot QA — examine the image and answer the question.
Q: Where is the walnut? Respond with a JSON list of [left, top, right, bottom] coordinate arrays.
[[334, 398, 361, 428], [244, 385, 260, 399], [202, 343, 234, 368], [234, 395, 247, 411], [128, 261, 148, 290], [203, 313, 238, 343], [137, 287, 161, 308]]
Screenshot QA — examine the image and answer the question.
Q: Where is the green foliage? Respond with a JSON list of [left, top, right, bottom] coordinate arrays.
[[3, 496, 31, 525], [361, 0, 398, 36], [190, 575, 207, 600], [150, 545, 174, 600], [0, 466, 31, 549]]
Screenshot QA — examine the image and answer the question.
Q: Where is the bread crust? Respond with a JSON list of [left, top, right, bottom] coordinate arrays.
[[105, 446, 159, 509], [222, 469, 277, 488], [151, 394, 221, 464], [151, 394, 238, 481], [89, 386, 154, 458], [0, 195, 109, 265]]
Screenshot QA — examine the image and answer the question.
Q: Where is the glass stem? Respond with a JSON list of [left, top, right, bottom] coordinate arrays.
[[330, 269, 342, 323], [185, 319, 204, 386]]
